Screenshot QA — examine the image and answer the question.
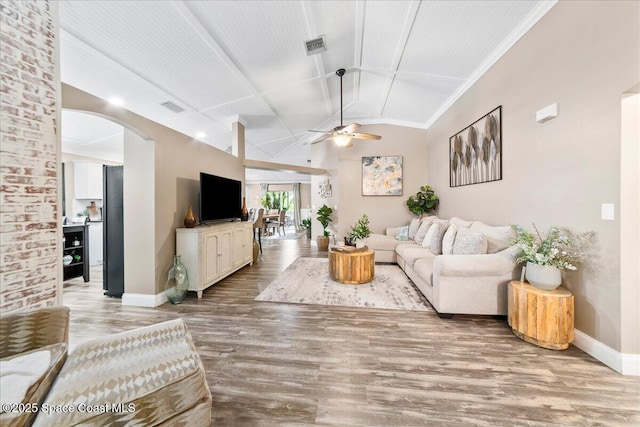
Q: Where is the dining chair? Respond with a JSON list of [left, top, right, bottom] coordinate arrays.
[[252, 208, 264, 253]]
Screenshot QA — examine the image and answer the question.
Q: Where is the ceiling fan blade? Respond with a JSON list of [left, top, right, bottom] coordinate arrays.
[[351, 132, 381, 140], [307, 129, 331, 134], [342, 123, 361, 134], [310, 136, 332, 145]]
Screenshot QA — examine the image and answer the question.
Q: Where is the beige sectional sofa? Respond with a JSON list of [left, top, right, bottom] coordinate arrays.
[[367, 217, 521, 317]]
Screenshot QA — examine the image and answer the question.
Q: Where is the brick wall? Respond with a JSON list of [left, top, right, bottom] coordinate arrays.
[[1, 0, 59, 311]]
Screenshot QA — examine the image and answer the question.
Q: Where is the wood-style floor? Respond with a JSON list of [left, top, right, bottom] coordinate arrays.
[[63, 237, 640, 426]]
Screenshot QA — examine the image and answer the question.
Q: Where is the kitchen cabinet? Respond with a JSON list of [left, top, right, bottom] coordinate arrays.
[[176, 222, 253, 298], [73, 160, 103, 200]]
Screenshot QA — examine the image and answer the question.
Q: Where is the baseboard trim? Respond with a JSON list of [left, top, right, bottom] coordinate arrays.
[[573, 329, 640, 376], [122, 292, 167, 308]]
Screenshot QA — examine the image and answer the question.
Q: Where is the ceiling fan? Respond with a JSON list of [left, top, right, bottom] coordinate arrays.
[[309, 68, 381, 148]]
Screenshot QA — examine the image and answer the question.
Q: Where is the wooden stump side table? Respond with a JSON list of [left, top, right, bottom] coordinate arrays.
[[507, 280, 574, 350], [328, 247, 375, 285]]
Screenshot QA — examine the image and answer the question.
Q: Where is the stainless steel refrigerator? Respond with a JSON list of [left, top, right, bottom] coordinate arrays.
[[103, 165, 124, 297]]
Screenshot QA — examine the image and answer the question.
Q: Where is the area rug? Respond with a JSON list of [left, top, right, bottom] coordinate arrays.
[[255, 257, 432, 312]]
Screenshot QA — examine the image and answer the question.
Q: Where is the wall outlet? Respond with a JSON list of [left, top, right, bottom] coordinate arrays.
[[601, 203, 615, 221]]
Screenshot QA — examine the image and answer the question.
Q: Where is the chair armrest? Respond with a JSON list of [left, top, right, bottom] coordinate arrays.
[[0, 306, 70, 359], [434, 253, 518, 277]]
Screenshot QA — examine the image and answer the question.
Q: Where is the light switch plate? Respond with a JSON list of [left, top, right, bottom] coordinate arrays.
[[601, 203, 615, 221]]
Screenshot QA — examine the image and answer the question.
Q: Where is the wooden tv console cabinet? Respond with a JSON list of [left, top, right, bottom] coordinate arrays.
[[176, 221, 253, 298]]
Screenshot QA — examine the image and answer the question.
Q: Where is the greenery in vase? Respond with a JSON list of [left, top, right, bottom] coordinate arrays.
[[510, 224, 594, 270], [301, 218, 311, 230], [348, 214, 372, 241], [316, 204, 333, 237], [406, 185, 439, 217]]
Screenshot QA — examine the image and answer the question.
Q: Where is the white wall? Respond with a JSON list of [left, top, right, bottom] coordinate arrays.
[[123, 129, 155, 296], [620, 94, 640, 355], [311, 124, 428, 240], [425, 1, 639, 353]]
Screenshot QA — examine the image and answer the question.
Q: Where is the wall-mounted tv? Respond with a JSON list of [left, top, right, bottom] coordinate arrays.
[[199, 172, 241, 223]]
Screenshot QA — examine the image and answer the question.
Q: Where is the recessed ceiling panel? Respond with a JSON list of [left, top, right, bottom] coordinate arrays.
[[186, 1, 318, 93], [164, 116, 231, 152], [307, 1, 356, 75], [264, 80, 327, 134], [203, 97, 291, 144], [400, 1, 540, 79], [256, 137, 298, 158], [59, 1, 250, 109], [61, 31, 199, 127], [361, 1, 414, 70], [384, 73, 463, 124]]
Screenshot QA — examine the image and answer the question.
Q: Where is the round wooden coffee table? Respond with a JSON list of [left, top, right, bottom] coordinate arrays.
[[328, 246, 375, 284]]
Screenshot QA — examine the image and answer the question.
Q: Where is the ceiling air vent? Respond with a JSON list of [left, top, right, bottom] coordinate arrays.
[[160, 101, 185, 113], [304, 36, 326, 56]]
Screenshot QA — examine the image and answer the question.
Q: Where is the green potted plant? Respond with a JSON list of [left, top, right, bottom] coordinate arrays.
[[406, 185, 439, 217], [316, 204, 333, 251], [348, 214, 371, 248], [301, 218, 312, 238], [511, 224, 594, 290]]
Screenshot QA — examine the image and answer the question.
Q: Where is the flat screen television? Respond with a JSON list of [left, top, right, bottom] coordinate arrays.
[[199, 172, 242, 223]]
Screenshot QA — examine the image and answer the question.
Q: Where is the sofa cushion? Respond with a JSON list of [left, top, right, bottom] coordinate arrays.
[[408, 218, 421, 239], [400, 247, 436, 267], [368, 234, 404, 251], [414, 220, 433, 245], [429, 222, 449, 255], [442, 224, 458, 255], [469, 222, 513, 254], [449, 217, 473, 228], [0, 343, 67, 427], [453, 227, 488, 255], [33, 319, 211, 427], [395, 242, 419, 258], [413, 257, 435, 286], [395, 226, 409, 241]]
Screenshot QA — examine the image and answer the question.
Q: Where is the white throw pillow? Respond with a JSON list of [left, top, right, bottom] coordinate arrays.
[[469, 222, 513, 254], [449, 217, 473, 228], [408, 218, 421, 239], [429, 222, 449, 255], [0, 350, 51, 406], [413, 220, 433, 245], [442, 224, 459, 255], [453, 227, 488, 255], [422, 223, 437, 248]]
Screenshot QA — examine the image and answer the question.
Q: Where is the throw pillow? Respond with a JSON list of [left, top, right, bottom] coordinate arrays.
[[395, 226, 409, 241], [421, 219, 445, 248], [413, 220, 433, 245], [449, 217, 473, 228], [408, 218, 421, 239], [469, 222, 513, 254], [441, 223, 459, 255], [452, 227, 488, 255], [429, 222, 449, 255], [0, 350, 51, 406]]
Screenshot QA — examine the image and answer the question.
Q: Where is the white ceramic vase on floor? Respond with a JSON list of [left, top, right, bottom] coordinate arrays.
[[525, 261, 562, 290]]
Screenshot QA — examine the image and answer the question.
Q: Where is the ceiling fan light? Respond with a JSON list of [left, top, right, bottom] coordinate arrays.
[[333, 135, 352, 147]]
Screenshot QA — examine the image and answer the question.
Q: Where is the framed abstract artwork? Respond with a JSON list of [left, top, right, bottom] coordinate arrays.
[[362, 156, 403, 196], [449, 106, 502, 187]]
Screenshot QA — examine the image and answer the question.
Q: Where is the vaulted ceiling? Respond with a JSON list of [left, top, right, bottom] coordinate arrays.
[[59, 0, 555, 182]]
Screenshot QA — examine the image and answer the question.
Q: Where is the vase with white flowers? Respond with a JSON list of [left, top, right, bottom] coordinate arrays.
[[511, 224, 592, 290]]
